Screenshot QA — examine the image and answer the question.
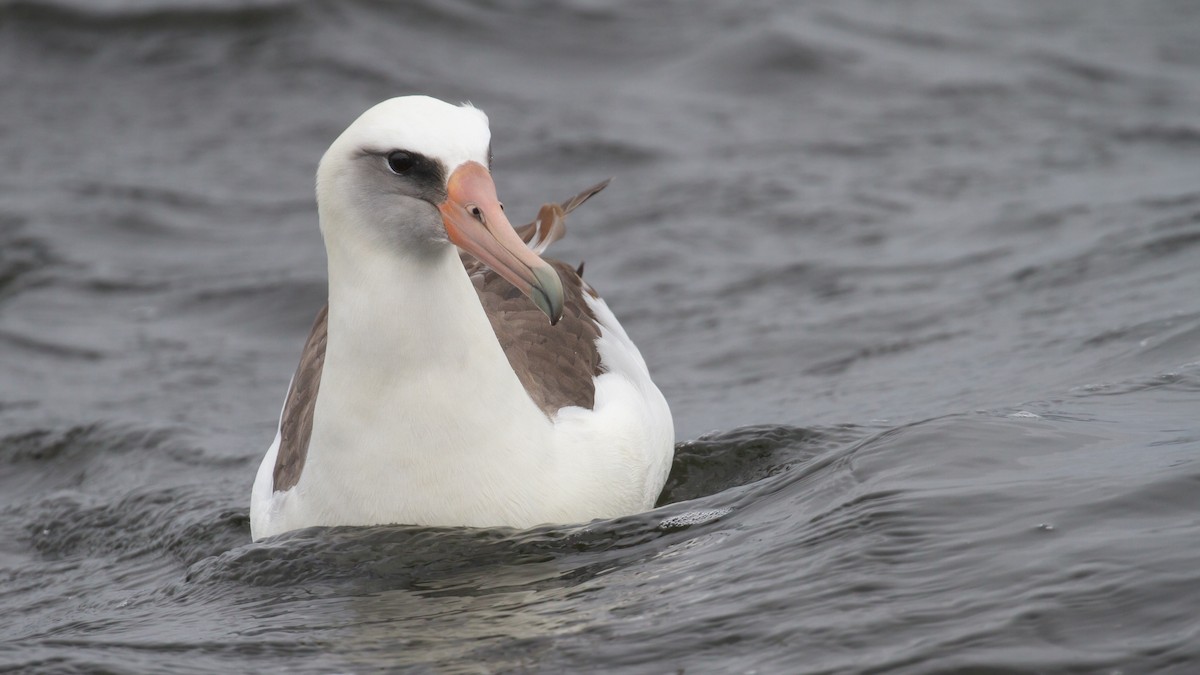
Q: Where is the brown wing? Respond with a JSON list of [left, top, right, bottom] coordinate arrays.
[[272, 302, 328, 492], [472, 258, 603, 416], [465, 180, 610, 415], [511, 179, 610, 252]]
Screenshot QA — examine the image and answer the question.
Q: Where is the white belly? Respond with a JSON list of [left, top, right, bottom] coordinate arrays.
[[249, 294, 673, 541]]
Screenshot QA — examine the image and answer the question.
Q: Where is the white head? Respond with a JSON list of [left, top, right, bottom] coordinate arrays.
[[315, 96, 563, 323]]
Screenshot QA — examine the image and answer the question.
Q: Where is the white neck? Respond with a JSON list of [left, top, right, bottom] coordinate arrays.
[[298, 213, 562, 528], [323, 234, 530, 412]]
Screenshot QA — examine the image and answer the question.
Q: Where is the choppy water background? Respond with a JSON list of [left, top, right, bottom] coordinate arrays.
[[3, 0, 1200, 672]]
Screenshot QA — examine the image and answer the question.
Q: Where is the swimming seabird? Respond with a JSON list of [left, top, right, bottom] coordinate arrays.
[[250, 96, 674, 541]]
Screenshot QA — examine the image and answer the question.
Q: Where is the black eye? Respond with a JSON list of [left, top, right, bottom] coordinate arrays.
[[387, 151, 415, 174]]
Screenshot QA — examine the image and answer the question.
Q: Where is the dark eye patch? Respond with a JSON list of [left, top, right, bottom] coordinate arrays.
[[364, 148, 447, 203]]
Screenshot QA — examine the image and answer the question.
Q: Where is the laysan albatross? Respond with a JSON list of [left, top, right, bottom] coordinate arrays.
[[250, 96, 674, 541]]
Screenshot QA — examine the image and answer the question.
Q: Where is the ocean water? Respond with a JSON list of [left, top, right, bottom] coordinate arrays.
[[2, 0, 1199, 672]]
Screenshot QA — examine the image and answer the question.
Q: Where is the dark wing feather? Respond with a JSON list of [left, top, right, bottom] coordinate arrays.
[[558, 178, 610, 214], [464, 180, 610, 415], [272, 303, 327, 492], [472, 258, 603, 416], [511, 179, 610, 253]]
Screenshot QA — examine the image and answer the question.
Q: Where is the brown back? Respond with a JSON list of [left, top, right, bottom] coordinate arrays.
[[468, 258, 604, 415]]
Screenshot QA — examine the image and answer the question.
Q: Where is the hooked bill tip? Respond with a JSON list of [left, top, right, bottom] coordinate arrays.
[[531, 266, 564, 325]]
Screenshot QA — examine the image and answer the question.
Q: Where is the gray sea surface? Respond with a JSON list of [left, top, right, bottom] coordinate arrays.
[[3, 0, 1200, 672]]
